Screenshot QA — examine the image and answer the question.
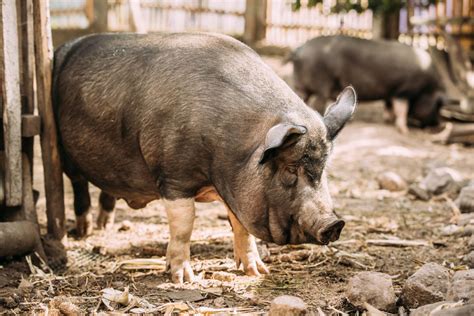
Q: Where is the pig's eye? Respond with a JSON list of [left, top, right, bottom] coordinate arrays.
[[287, 165, 298, 174], [281, 165, 298, 187]]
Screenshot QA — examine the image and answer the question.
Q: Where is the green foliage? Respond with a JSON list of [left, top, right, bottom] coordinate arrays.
[[292, 0, 437, 14]]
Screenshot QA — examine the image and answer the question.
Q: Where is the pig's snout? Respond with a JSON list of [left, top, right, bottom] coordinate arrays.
[[317, 219, 345, 245]]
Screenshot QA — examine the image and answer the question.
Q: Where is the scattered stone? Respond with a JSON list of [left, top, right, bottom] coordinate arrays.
[[432, 304, 474, 316], [456, 186, 474, 213], [209, 271, 236, 282], [447, 269, 474, 302], [213, 297, 226, 307], [346, 272, 397, 312], [458, 213, 474, 226], [49, 296, 82, 315], [410, 301, 454, 316], [402, 263, 451, 308], [469, 235, 474, 251], [440, 224, 474, 237], [269, 295, 308, 316], [377, 171, 407, 192], [118, 220, 132, 232], [421, 167, 463, 195], [363, 302, 385, 316], [408, 184, 431, 201], [464, 252, 474, 268], [410, 301, 468, 316]]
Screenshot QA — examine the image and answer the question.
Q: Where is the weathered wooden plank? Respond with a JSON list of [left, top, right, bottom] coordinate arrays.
[[1, 0, 23, 207], [33, 0, 66, 241], [20, 0, 36, 179]]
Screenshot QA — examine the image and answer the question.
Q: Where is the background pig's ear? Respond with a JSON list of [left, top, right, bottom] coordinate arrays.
[[323, 86, 357, 140], [259, 123, 307, 164]]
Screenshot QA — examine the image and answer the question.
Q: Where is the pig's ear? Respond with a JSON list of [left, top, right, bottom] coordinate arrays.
[[259, 123, 307, 164], [323, 86, 357, 140]]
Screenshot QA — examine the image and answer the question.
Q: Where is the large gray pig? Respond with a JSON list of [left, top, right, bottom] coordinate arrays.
[[53, 33, 356, 283], [287, 35, 445, 133]]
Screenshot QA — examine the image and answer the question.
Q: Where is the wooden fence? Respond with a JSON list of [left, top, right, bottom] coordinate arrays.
[[108, 0, 246, 35], [264, 0, 373, 47], [399, 0, 474, 53], [49, 0, 373, 47]]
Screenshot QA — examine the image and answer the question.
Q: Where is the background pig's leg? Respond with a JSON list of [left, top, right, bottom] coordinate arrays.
[[71, 178, 93, 237], [97, 191, 116, 230], [393, 98, 409, 134], [383, 99, 396, 124], [163, 199, 195, 283], [227, 208, 269, 276]]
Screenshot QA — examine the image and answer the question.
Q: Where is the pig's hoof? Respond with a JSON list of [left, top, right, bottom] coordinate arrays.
[[76, 213, 93, 237], [97, 208, 115, 230], [235, 253, 269, 276], [396, 123, 409, 135], [168, 261, 194, 284]]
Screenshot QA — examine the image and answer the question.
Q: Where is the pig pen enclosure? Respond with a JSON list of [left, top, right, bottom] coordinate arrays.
[[1, 0, 474, 315]]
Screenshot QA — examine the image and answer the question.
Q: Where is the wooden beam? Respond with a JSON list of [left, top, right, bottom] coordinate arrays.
[[33, 0, 66, 241], [1, 0, 23, 206]]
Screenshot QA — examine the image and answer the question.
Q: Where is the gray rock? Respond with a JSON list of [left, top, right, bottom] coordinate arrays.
[[412, 302, 473, 316], [432, 304, 474, 316], [346, 272, 397, 312], [409, 184, 431, 201], [447, 269, 474, 302], [269, 295, 308, 316], [440, 224, 474, 237], [402, 263, 451, 308], [456, 186, 474, 213], [410, 301, 455, 316], [464, 252, 474, 269], [377, 172, 407, 192], [469, 235, 474, 251], [459, 213, 474, 226], [420, 167, 463, 196]]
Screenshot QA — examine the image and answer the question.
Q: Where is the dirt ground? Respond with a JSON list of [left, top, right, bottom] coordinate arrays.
[[1, 57, 473, 315]]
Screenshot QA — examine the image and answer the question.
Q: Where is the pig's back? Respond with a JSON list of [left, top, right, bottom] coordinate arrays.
[[53, 33, 310, 200]]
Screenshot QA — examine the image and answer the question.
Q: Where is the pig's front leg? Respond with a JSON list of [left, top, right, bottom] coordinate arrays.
[[163, 199, 195, 283], [227, 209, 269, 276], [393, 98, 409, 134]]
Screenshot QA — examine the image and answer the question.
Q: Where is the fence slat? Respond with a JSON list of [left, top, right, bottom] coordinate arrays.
[[33, 0, 66, 241], [1, 0, 23, 207]]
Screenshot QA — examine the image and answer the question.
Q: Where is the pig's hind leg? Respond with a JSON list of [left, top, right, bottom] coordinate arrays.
[[97, 191, 116, 230], [163, 198, 196, 283], [62, 148, 93, 237], [70, 177, 93, 237], [227, 208, 269, 276]]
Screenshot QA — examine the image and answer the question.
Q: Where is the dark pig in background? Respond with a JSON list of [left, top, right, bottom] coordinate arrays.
[[53, 33, 357, 283], [286, 35, 446, 133]]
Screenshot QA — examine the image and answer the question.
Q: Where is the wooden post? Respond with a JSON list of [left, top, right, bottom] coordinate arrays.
[[1, 0, 23, 207], [91, 0, 108, 33], [128, 0, 147, 33], [33, 0, 66, 241], [85, 0, 95, 26], [244, 0, 267, 46]]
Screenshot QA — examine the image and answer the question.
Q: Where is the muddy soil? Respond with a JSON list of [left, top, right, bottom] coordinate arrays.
[[0, 57, 473, 315]]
